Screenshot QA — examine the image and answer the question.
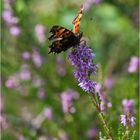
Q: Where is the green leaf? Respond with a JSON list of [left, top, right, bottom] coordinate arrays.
[[16, 0, 26, 13]]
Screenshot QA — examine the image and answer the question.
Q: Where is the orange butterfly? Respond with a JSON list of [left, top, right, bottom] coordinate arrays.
[[48, 5, 83, 54]]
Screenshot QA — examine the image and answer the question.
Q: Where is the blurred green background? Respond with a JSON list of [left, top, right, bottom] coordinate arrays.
[[1, 0, 139, 139]]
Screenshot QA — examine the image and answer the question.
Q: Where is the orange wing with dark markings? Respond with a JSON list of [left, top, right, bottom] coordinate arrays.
[[72, 5, 83, 33], [48, 25, 74, 40]]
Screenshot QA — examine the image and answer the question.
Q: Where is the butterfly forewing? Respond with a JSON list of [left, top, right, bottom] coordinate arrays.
[[72, 5, 83, 33]]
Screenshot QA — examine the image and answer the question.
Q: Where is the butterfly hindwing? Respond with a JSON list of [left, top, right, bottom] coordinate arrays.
[[48, 40, 63, 54]]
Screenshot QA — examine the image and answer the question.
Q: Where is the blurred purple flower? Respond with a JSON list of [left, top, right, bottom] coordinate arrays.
[[22, 51, 31, 60], [120, 115, 126, 126], [95, 83, 112, 111], [5, 65, 31, 89], [38, 88, 46, 99], [128, 56, 140, 73], [61, 89, 79, 113], [5, 75, 19, 89], [3, 1, 21, 37], [95, 83, 101, 93], [122, 99, 134, 115], [120, 114, 136, 127], [68, 43, 97, 93], [93, 0, 101, 4], [0, 115, 9, 129], [100, 101, 112, 111], [84, 0, 101, 11], [104, 77, 115, 90], [121, 99, 136, 127], [4, 0, 15, 6], [56, 56, 66, 76], [130, 116, 136, 127], [43, 107, 53, 120], [35, 24, 46, 43], [32, 76, 43, 87], [19, 65, 31, 81], [9, 26, 21, 36], [32, 50, 42, 67], [107, 102, 112, 108], [2, 10, 18, 25], [100, 101, 105, 111], [18, 135, 26, 140], [87, 127, 98, 138]]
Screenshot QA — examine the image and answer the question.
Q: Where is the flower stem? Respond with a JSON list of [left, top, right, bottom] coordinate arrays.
[[123, 126, 130, 140], [98, 112, 114, 140], [90, 93, 114, 140]]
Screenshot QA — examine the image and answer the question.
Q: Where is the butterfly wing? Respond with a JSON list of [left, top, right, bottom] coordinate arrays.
[[48, 36, 77, 54], [72, 5, 83, 33], [48, 5, 84, 54], [48, 26, 78, 54], [48, 40, 63, 54], [48, 25, 73, 40]]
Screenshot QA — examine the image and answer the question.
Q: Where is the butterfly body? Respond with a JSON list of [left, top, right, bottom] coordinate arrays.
[[48, 5, 83, 54]]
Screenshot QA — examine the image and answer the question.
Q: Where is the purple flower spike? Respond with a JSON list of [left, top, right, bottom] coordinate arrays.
[[122, 99, 134, 115], [120, 114, 136, 127], [121, 99, 136, 127], [74, 70, 87, 82], [68, 43, 97, 93], [79, 79, 96, 93], [95, 83, 112, 112]]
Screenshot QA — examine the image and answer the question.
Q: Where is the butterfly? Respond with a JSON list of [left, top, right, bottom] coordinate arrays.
[[48, 5, 83, 54]]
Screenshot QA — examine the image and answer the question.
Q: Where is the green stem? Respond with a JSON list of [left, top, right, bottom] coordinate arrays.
[[88, 94, 99, 111], [92, 93, 100, 111], [90, 93, 114, 140], [123, 126, 130, 140], [98, 112, 114, 140]]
